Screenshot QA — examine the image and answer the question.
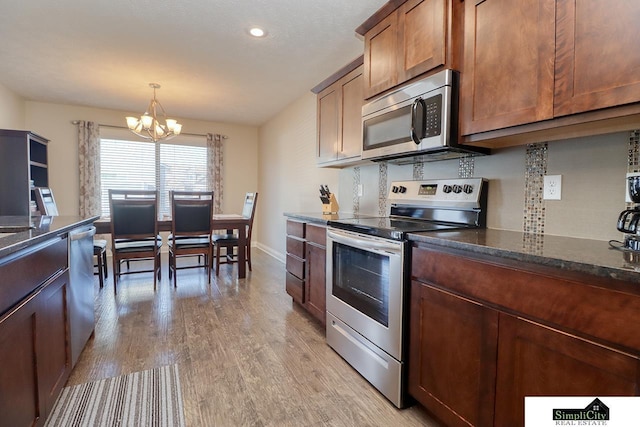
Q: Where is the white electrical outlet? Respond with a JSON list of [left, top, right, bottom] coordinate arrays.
[[357, 184, 364, 197], [543, 175, 562, 200]]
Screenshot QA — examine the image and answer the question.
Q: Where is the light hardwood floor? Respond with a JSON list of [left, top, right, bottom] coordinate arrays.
[[68, 250, 442, 426]]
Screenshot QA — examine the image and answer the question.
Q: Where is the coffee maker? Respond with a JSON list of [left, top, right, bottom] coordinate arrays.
[[617, 172, 640, 250]]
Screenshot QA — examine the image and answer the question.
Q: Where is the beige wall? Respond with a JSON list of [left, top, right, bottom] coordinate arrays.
[[0, 82, 25, 129], [23, 101, 259, 218], [257, 92, 341, 261], [257, 93, 631, 257]]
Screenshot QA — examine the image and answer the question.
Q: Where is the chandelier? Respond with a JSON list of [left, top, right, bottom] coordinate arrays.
[[126, 83, 182, 142]]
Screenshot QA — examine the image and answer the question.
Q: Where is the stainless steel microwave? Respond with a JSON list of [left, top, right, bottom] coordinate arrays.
[[361, 69, 488, 163]]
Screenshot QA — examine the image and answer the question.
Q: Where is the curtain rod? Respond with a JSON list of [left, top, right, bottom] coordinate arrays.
[[70, 121, 228, 139]]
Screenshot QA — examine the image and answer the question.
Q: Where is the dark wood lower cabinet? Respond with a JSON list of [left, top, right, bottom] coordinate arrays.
[[409, 281, 498, 427], [0, 270, 71, 427], [285, 219, 327, 325], [305, 241, 326, 324], [495, 314, 640, 427], [409, 243, 640, 427]]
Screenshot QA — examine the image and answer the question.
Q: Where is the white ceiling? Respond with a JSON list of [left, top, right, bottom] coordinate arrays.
[[0, 0, 386, 127]]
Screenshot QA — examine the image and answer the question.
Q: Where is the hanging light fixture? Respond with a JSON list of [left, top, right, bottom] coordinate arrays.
[[126, 83, 182, 142]]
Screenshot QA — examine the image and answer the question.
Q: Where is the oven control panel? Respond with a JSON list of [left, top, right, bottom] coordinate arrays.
[[388, 178, 486, 206]]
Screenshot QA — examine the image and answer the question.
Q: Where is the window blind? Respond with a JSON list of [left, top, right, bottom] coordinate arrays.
[[100, 138, 207, 217]]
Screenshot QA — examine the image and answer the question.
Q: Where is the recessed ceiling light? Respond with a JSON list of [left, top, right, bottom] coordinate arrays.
[[249, 27, 266, 38]]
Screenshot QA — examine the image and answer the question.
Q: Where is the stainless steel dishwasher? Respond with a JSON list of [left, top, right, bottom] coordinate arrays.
[[68, 225, 96, 367]]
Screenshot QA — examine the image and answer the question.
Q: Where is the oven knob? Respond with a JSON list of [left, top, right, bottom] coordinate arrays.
[[452, 184, 462, 193], [463, 184, 474, 194], [399, 185, 407, 193], [392, 186, 399, 193], [443, 184, 452, 193]]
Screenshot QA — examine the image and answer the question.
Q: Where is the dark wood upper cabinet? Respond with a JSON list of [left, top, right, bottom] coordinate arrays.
[[313, 58, 364, 167], [364, 12, 399, 99], [460, 0, 556, 135], [460, 0, 640, 144], [361, 0, 453, 99], [554, 0, 640, 117], [397, 0, 447, 84]]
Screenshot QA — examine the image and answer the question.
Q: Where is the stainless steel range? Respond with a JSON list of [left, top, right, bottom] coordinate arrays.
[[325, 178, 488, 408]]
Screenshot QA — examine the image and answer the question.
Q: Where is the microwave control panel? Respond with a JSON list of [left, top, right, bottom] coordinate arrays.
[[422, 94, 442, 138]]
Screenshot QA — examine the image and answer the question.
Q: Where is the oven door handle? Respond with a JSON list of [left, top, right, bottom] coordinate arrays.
[[327, 229, 402, 255]]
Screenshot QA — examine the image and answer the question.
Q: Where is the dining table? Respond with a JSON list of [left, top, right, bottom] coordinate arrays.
[[94, 213, 250, 279]]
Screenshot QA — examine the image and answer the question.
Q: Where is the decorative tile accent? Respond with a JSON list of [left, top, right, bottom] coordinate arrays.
[[523, 142, 548, 236], [458, 155, 475, 178], [352, 166, 360, 214], [412, 162, 424, 181], [627, 130, 640, 173], [378, 162, 388, 216], [522, 231, 545, 256]]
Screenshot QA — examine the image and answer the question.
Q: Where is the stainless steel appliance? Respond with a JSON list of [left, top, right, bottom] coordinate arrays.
[[361, 70, 488, 163], [614, 172, 640, 252], [326, 178, 488, 408], [68, 225, 96, 367]]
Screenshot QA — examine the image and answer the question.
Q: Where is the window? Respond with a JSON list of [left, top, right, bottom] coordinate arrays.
[[100, 137, 208, 217]]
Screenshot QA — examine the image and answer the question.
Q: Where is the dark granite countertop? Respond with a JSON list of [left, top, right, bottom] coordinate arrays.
[[408, 228, 640, 284], [0, 215, 100, 258], [284, 212, 375, 225]]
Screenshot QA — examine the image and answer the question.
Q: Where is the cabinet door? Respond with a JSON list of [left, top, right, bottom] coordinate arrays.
[[460, 0, 555, 135], [339, 66, 363, 160], [0, 292, 43, 427], [305, 242, 326, 325], [495, 314, 640, 427], [363, 12, 399, 99], [317, 86, 339, 163], [408, 282, 498, 427], [305, 224, 327, 324], [37, 271, 72, 416], [397, 0, 446, 84], [0, 270, 70, 427], [554, 1, 640, 117]]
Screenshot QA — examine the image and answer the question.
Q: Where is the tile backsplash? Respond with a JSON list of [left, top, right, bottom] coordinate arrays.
[[347, 130, 635, 241]]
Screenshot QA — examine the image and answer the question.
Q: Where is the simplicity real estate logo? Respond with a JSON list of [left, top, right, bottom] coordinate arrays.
[[553, 398, 610, 423]]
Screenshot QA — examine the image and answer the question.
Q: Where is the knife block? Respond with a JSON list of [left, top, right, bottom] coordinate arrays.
[[322, 194, 339, 214]]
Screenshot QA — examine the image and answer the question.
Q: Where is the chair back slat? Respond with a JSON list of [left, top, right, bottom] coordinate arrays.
[[171, 191, 214, 236], [243, 192, 258, 240], [109, 190, 158, 240]]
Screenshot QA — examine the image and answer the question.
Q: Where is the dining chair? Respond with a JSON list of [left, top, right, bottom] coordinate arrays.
[[34, 187, 109, 288], [211, 192, 258, 276], [167, 190, 214, 287], [109, 189, 161, 293]]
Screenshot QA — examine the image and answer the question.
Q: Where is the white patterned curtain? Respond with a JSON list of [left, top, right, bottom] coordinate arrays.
[[77, 121, 101, 217], [207, 133, 224, 214]]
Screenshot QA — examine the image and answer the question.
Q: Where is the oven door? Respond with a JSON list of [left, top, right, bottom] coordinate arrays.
[[326, 227, 406, 360]]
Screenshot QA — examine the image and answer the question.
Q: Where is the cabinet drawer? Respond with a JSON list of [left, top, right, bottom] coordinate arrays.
[[306, 224, 326, 247], [0, 237, 67, 316], [286, 254, 305, 280], [286, 236, 305, 259], [285, 272, 304, 304], [286, 220, 305, 238]]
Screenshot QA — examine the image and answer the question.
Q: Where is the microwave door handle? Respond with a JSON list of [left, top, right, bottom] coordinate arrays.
[[410, 97, 426, 145]]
